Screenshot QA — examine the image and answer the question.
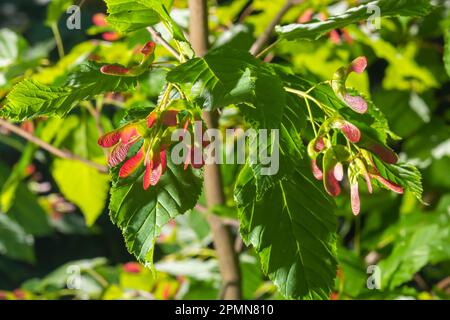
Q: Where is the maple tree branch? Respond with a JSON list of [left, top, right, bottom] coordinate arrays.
[[249, 0, 299, 56], [146, 26, 182, 62], [0, 118, 108, 173], [189, 0, 242, 300]]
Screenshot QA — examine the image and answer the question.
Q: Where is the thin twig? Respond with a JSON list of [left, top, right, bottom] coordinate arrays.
[[237, 4, 254, 24], [413, 273, 429, 292], [51, 23, 65, 58], [0, 118, 108, 173], [146, 26, 182, 62], [255, 39, 280, 59], [249, 0, 299, 56], [436, 276, 450, 293]]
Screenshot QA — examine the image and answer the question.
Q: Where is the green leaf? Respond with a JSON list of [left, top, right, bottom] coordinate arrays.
[[227, 65, 307, 197], [0, 62, 137, 121], [276, 0, 433, 41], [46, 0, 74, 26], [0, 28, 27, 68], [372, 156, 423, 202], [0, 141, 36, 212], [337, 247, 367, 298], [1, 80, 71, 120], [0, 164, 51, 237], [240, 255, 264, 300], [155, 258, 219, 282], [7, 184, 52, 237], [378, 210, 450, 266], [53, 160, 110, 227], [105, 0, 176, 35], [52, 115, 110, 226], [105, 0, 160, 33], [250, 91, 306, 197], [32, 41, 96, 85], [0, 213, 34, 263], [167, 47, 285, 129], [152, 2, 187, 42], [25, 258, 107, 292], [234, 163, 337, 299], [379, 224, 437, 290], [109, 156, 203, 266]]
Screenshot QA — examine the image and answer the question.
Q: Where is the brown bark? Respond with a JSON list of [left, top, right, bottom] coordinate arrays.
[[188, 0, 242, 300]]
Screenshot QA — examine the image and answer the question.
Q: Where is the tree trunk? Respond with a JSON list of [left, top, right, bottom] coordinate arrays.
[[188, 0, 242, 300]]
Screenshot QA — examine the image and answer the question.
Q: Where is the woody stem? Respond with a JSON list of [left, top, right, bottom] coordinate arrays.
[[0, 118, 108, 173], [146, 27, 182, 62], [189, 0, 242, 300]]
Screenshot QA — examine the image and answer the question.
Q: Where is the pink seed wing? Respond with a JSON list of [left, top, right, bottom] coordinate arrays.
[[92, 13, 107, 27], [364, 172, 373, 194], [298, 8, 313, 23], [333, 163, 344, 181], [141, 41, 156, 56], [102, 32, 120, 41], [120, 126, 139, 144], [143, 152, 164, 187], [373, 175, 404, 194], [351, 56, 368, 74], [100, 64, 129, 75], [149, 164, 163, 187], [311, 159, 323, 180], [314, 136, 325, 152], [369, 144, 398, 164], [325, 170, 341, 197], [183, 119, 190, 131], [344, 94, 368, 114], [184, 147, 191, 170], [340, 121, 361, 143], [143, 163, 152, 190], [98, 130, 120, 147], [350, 183, 360, 215], [160, 149, 167, 174], [329, 30, 341, 44], [108, 143, 130, 167], [342, 29, 353, 44], [147, 112, 157, 128], [119, 148, 144, 178]]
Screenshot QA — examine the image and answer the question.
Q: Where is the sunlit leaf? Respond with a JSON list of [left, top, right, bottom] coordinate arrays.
[[109, 155, 203, 266], [235, 163, 337, 299], [276, 0, 433, 41]]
